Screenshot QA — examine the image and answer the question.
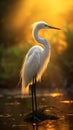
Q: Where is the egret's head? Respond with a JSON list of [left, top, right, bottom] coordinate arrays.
[[33, 21, 60, 30]]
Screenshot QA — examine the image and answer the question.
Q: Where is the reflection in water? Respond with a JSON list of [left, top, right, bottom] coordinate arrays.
[[61, 100, 73, 104], [49, 92, 63, 98], [32, 125, 38, 130], [31, 119, 69, 130]]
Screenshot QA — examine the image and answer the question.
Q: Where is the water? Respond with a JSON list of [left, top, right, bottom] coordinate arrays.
[[0, 89, 73, 130]]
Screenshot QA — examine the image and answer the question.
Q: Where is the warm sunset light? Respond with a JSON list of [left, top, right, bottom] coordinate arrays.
[[61, 100, 73, 104], [4, 0, 73, 42], [50, 92, 63, 97], [0, 1, 73, 129], [12, 0, 73, 26], [2, 0, 72, 59]]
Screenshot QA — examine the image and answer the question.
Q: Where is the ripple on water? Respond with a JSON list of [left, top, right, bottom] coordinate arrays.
[[5, 101, 20, 106], [0, 114, 12, 118]]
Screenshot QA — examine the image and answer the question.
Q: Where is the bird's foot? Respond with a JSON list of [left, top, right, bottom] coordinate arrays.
[[33, 115, 41, 124]]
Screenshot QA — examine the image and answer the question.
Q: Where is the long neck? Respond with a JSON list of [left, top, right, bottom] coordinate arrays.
[[33, 27, 50, 55]]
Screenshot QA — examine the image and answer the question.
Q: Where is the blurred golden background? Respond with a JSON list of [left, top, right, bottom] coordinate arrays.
[[1, 0, 73, 44], [0, 0, 73, 94]]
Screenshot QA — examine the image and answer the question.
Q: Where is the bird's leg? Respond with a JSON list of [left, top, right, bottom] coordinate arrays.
[[33, 77, 40, 122], [33, 77, 37, 113], [31, 82, 35, 122], [32, 77, 40, 123]]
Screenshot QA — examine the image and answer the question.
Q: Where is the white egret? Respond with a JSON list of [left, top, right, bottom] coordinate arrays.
[[21, 21, 60, 122]]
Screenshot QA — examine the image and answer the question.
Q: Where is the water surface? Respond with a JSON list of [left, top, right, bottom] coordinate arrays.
[[0, 89, 73, 130]]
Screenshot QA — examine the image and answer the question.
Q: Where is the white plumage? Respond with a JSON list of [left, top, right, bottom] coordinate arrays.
[[21, 21, 60, 94]]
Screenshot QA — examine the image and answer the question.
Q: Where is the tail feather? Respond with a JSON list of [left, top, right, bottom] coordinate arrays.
[[21, 61, 29, 95], [21, 85, 29, 95]]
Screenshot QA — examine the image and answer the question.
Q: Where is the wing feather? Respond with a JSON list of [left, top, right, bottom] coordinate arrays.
[[21, 46, 43, 92]]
